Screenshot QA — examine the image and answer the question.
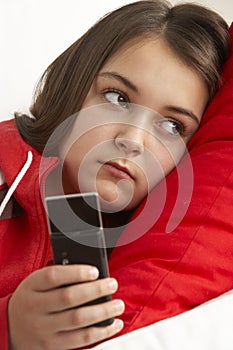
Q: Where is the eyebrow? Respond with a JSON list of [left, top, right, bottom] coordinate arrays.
[[98, 71, 139, 93], [165, 106, 200, 125], [98, 71, 200, 125]]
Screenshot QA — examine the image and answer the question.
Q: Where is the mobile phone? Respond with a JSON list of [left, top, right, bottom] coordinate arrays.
[[45, 192, 114, 327]]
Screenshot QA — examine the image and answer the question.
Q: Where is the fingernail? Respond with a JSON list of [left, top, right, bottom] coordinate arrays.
[[108, 278, 118, 291], [89, 267, 99, 279], [114, 319, 124, 332], [114, 300, 125, 313]]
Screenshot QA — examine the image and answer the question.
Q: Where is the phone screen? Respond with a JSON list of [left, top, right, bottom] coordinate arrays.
[[46, 192, 102, 233]]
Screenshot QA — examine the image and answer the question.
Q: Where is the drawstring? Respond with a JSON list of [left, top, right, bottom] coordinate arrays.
[[0, 151, 33, 217]]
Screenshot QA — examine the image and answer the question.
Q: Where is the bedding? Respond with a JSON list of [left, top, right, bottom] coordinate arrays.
[[92, 290, 233, 350]]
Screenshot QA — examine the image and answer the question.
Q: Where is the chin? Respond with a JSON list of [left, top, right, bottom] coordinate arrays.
[[95, 181, 126, 211], [98, 187, 142, 213]]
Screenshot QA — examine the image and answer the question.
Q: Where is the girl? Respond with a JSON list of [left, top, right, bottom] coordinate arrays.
[[0, 1, 230, 349]]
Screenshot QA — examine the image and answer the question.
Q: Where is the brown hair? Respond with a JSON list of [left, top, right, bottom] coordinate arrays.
[[15, 0, 230, 152]]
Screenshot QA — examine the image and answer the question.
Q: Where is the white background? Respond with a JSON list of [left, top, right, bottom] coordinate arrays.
[[0, 0, 232, 121]]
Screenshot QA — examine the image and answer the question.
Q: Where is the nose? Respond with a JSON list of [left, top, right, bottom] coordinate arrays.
[[115, 128, 145, 157]]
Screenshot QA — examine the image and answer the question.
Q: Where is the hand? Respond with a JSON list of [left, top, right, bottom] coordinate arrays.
[[8, 265, 124, 350]]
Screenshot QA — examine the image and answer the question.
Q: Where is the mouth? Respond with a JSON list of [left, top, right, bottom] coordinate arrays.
[[99, 161, 134, 180]]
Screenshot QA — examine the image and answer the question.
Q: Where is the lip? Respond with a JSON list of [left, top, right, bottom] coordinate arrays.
[[100, 161, 134, 180]]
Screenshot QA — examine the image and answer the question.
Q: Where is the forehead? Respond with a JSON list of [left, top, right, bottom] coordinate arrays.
[[99, 38, 208, 120], [104, 36, 180, 66], [100, 37, 200, 89]]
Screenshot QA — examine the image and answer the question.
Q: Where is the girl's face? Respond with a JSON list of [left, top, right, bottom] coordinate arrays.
[[60, 38, 208, 211]]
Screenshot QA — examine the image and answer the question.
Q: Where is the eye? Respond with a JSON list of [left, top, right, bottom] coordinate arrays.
[[156, 118, 185, 136], [103, 89, 129, 109]]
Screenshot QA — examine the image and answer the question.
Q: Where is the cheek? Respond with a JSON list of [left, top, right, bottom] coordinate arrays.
[[63, 143, 83, 171], [61, 150, 81, 192], [61, 138, 92, 191], [145, 142, 185, 192], [62, 129, 102, 169]]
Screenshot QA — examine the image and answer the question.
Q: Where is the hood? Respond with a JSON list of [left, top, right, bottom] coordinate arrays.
[[0, 119, 59, 218]]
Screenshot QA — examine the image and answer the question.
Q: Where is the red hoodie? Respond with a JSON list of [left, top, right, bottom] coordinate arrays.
[[0, 23, 233, 349], [0, 119, 60, 349]]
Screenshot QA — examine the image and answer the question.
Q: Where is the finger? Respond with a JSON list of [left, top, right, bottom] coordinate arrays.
[[52, 319, 124, 349], [50, 299, 125, 331], [44, 277, 118, 313], [27, 265, 99, 291]]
